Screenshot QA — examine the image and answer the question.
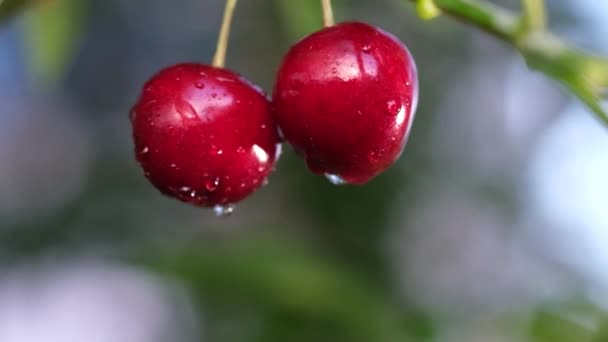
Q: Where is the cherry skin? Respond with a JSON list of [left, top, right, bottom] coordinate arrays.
[[131, 63, 280, 207], [273, 22, 418, 184]]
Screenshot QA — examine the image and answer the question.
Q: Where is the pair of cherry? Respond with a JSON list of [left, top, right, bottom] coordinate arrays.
[[130, 10, 418, 215]]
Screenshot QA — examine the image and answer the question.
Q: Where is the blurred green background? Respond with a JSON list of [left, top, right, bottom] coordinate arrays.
[[2, 0, 608, 341]]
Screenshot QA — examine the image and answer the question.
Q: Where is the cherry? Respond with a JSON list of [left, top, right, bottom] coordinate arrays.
[[273, 22, 418, 184], [131, 63, 280, 208]]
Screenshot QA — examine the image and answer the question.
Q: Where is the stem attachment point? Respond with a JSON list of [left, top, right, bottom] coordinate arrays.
[[321, 0, 335, 27]]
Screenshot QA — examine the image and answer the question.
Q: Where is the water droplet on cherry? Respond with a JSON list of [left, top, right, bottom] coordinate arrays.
[[204, 177, 219, 192], [324, 173, 347, 185], [213, 204, 235, 217], [386, 100, 400, 116], [175, 98, 198, 121]]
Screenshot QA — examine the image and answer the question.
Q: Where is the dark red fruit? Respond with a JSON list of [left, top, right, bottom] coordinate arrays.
[[131, 63, 280, 207], [273, 22, 418, 184]]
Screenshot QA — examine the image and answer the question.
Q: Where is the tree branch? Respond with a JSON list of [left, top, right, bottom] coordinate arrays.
[[520, 0, 546, 32], [411, 0, 608, 125]]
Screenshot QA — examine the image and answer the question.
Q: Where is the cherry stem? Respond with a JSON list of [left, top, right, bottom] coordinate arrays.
[[212, 0, 238, 68], [321, 0, 335, 27]]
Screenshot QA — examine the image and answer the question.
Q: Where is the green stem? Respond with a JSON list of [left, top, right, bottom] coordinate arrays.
[[520, 0, 546, 33], [409, 0, 608, 125]]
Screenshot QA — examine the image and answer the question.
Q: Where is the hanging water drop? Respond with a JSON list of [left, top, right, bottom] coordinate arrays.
[[214, 204, 235, 217], [324, 173, 347, 185], [277, 127, 285, 140], [275, 143, 283, 160]]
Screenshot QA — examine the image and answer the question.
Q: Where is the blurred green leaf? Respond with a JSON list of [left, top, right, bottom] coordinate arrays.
[[530, 311, 594, 342], [137, 237, 431, 341], [273, 0, 320, 40], [0, 0, 33, 24], [22, 0, 86, 84]]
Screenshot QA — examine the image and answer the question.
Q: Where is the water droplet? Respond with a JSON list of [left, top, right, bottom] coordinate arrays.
[[213, 204, 235, 217], [284, 89, 299, 97], [189, 190, 197, 198], [195, 82, 205, 89], [140, 147, 149, 154], [331, 67, 337, 74], [175, 98, 198, 121], [386, 100, 400, 116], [199, 71, 207, 77], [204, 177, 219, 192], [211, 93, 218, 98], [262, 178, 269, 186], [170, 163, 177, 169], [368, 151, 382, 164], [236, 146, 246, 154], [257, 166, 265, 172], [277, 127, 285, 140], [178, 186, 191, 195], [175, 77, 181, 81], [216, 76, 236, 83], [240, 182, 246, 188], [361, 45, 372, 53], [324, 173, 347, 185], [260, 124, 267, 129], [357, 110, 363, 116], [209, 145, 223, 156]]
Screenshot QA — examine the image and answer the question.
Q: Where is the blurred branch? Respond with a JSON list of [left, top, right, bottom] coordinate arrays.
[[520, 0, 546, 32], [409, 0, 608, 125]]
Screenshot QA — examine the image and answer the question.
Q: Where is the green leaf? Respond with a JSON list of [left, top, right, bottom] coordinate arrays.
[[22, 0, 86, 85], [136, 238, 424, 341]]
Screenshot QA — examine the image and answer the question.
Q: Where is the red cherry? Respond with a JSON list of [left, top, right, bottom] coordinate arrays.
[[273, 22, 418, 184], [131, 63, 280, 209]]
